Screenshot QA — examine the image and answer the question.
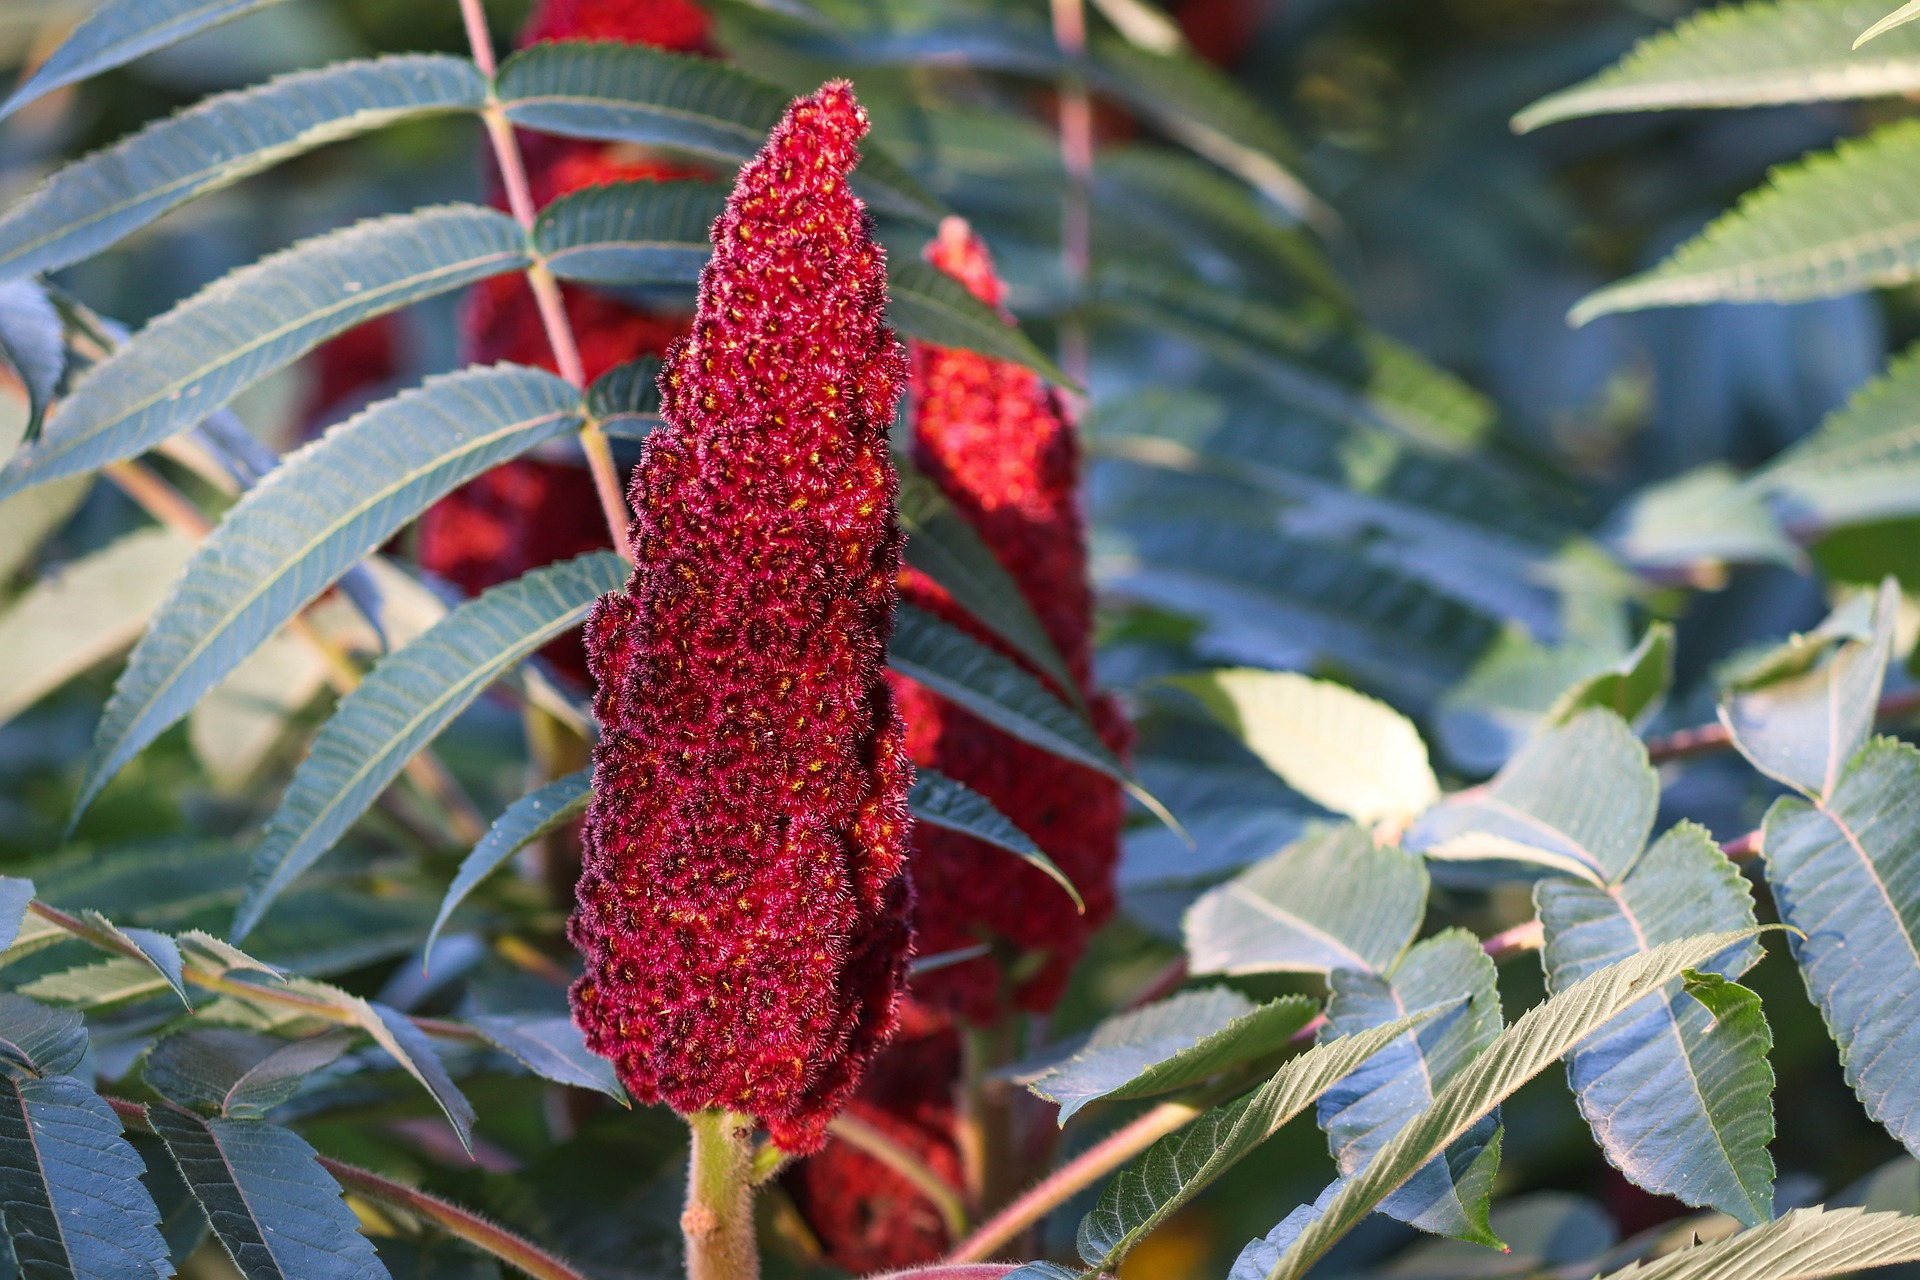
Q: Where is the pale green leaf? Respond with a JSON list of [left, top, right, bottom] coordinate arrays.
[[1514, 0, 1920, 131], [76, 366, 582, 821], [1262, 928, 1770, 1279], [1584, 1205, 1920, 1279], [1545, 621, 1674, 728], [0, 279, 63, 438], [1860, 0, 1920, 44], [235, 552, 627, 938], [1573, 121, 1920, 323], [0, 879, 33, 953], [0, 475, 90, 585], [0, 205, 531, 501], [1025, 988, 1318, 1123], [1168, 668, 1439, 825], [0, 0, 295, 121], [1183, 823, 1428, 976], [1075, 1005, 1446, 1272], [0, 57, 486, 283], [1758, 340, 1920, 525], [493, 41, 941, 221], [1610, 464, 1800, 572], [1538, 824, 1774, 1225], [0, 527, 193, 728], [1722, 578, 1898, 799], [1409, 708, 1657, 885]]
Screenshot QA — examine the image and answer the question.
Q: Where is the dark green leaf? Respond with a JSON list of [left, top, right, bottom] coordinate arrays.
[[236, 553, 628, 938], [76, 366, 582, 822], [0, 0, 295, 121], [469, 1015, 627, 1103], [896, 468, 1081, 709], [0, 993, 87, 1078], [588, 356, 662, 440], [888, 261, 1070, 385], [430, 769, 593, 962], [888, 603, 1124, 783], [908, 768, 1082, 911], [143, 1029, 354, 1119], [1318, 930, 1504, 1243], [0, 206, 531, 502], [145, 1103, 387, 1280], [494, 42, 941, 221], [0, 57, 486, 284], [534, 179, 726, 286], [0, 1072, 170, 1280]]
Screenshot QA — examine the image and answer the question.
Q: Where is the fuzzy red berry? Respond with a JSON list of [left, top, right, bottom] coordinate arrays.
[[779, 1000, 963, 1271], [569, 83, 914, 1154], [896, 218, 1131, 1024]]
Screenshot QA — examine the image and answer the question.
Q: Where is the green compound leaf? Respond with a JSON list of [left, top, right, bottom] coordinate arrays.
[[0, 205, 531, 503], [1184, 823, 1428, 977], [1572, 121, 1920, 323], [1538, 824, 1774, 1225], [1075, 1005, 1447, 1272], [145, 1103, 386, 1280], [1024, 988, 1318, 1123], [1514, 0, 1920, 131], [0, 56, 486, 284], [0, 0, 296, 121], [1763, 736, 1920, 1157], [534, 179, 726, 287], [494, 41, 942, 221], [1258, 929, 1771, 1280], [428, 769, 594, 963], [76, 366, 583, 823], [1317, 930, 1504, 1243], [236, 552, 627, 939]]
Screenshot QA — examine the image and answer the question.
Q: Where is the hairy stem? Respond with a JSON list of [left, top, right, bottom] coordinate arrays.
[[684, 1110, 761, 1280], [1050, 0, 1093, 391], [457, 0, 632, 557], [945, 1099, 1199, 1264]]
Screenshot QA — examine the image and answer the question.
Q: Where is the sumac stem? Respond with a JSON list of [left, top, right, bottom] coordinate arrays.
[[684, 1109, 761, 1280]]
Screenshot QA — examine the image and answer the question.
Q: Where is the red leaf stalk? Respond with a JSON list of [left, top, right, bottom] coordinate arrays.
[[570, 83, 914, 1155], [417, 0, 712, 683]]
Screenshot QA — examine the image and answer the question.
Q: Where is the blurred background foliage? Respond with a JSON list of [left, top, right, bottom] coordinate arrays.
[[2, 0, 1914, 1275]]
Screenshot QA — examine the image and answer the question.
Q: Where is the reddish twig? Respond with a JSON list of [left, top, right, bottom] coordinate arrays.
[[457, 0, 632, 558], [1646, 688, 1920, 765]]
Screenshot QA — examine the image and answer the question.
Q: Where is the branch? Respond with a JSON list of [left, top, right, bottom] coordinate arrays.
[[457, 0, 632, 558], [1646, 687, 1920, 765]]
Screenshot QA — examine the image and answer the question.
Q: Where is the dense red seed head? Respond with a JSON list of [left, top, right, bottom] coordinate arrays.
[[569, 83, 914, 1152], [897, 219, 1130, 1023], [779, 999, 963, 1271], [521, 0, 714, 52]]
